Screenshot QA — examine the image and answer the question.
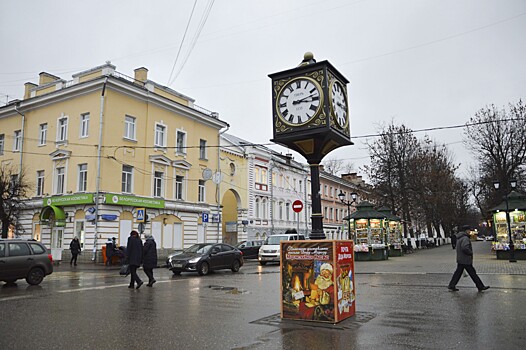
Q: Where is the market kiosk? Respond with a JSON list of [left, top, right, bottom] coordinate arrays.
[[491, 191, 526, 260], [378, 207, 403, 257], [348, 201, 388, 261]]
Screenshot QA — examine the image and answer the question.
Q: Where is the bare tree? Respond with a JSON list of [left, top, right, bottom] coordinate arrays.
[[322, 157, 354, 176], [0, 165, 31, 238], [464, 100, 526, 214]]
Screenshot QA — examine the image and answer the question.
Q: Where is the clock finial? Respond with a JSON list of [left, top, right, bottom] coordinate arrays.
[[299, 52, 316, 66]]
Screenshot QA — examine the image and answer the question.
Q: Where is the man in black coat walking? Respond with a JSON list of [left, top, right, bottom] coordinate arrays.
[[448, 225, 489, 292], [126, 230, 144, 289], [143, 233, 158, 287]]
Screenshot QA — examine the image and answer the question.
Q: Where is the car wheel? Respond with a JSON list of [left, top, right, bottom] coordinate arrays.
[[26, 268, 45, 285], [172, 271, 181, 276], [197, 262, 209, 276], [259, 261, 267, 266], [231, 259, 241, 272]]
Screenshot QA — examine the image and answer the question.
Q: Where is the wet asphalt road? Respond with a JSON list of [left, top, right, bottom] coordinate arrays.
[[1, 242, 526, 350]]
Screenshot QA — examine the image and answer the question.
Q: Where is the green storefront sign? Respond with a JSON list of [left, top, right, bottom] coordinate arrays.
[[42, 194, 94, 206], [104, 194, 165, 209]]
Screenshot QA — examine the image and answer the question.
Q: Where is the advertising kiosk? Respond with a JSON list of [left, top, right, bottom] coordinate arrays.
[[491, 191, 526, 260], [349, 201, 388, 261], [280, 240, 356, 324], [378, 207, 403, 257]]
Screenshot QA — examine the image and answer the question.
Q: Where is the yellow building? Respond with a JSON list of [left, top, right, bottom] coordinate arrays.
[[0, 63, 228, 261]]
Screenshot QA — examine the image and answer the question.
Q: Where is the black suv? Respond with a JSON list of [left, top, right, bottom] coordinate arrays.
[[0, 239, 53, 285]]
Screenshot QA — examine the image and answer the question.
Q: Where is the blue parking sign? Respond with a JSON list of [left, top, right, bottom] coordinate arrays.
[[202, 213, 209, 222]]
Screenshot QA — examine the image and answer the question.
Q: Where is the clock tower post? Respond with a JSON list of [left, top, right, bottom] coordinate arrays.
[[269, 53, 352, 239]]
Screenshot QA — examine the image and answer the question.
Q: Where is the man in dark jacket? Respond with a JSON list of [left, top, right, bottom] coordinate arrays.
[[126, 230, 144, 289], [451, 233, 457, 249], [143, 233, 158, 287], [448, 225, 489, 292]]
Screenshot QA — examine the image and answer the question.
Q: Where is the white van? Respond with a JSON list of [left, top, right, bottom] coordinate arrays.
[[258, 233, 306, 265]]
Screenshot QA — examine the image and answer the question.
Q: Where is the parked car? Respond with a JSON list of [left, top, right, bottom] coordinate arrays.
[[0, 239, 53, 285], [168, 243, 244, 276], [258, 232, 306, 265], [235, 240, 264, 259]]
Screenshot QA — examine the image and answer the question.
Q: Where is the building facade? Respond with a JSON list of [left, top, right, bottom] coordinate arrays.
[[0, 63, 228, 261]]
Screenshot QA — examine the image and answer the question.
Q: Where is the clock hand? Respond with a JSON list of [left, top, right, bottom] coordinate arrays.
[[292, 94, 316, 105]]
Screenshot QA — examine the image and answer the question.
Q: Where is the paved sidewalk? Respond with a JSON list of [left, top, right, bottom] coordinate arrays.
[[354, 241, 526, 275]]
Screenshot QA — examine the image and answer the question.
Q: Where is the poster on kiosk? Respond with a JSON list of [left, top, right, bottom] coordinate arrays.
[[280, 240, 356, 323]]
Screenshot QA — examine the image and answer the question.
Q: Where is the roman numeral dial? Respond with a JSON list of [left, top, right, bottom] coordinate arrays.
[[330, 80, 348, 128], [276, 77, 322, 126]]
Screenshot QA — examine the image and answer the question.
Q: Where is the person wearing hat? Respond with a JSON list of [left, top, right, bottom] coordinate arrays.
[[448, 225, 489, 292], [105, 238, 116, 266]]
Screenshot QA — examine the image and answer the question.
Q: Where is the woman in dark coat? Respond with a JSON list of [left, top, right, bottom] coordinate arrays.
[[125, 230, 144, 289], [69, 237, 81, 266], [143, 233, 158, 287]]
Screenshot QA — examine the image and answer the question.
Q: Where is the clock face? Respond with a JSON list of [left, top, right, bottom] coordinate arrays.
[[276, 77, 322, 126], [330, 80, 348, 128]]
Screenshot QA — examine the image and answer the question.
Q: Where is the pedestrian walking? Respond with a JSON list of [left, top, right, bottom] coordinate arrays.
[[125, 230, 144, 289], [105, 238, 115, 266], [69, 237, 81, 266], [143, 233, 158, 287], [448, 225, 490, 292], [451, 232, 457, 249]]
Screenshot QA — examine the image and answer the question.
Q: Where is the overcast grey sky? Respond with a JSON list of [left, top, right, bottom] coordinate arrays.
[[1, 0, 525, 178]]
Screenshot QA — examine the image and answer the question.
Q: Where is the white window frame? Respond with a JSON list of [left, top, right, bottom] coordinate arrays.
[[122, 165, 133, 193], [175, 175, 184, 200], [36, 170, 45, 196], [124, 115, 136, 140], [176, 129, 186, 154], [56, 116, 68, 143], [80, 113, 90, 138], [39, 124, 47, 146], [78, 163, 87, 192], [154, 122, 167, 148], [198, 179, 205, 202], [55, 166, 65, 195], [153, 171, 164, 197], [199, 139, 207, 160], [13, 130, 21, 151]]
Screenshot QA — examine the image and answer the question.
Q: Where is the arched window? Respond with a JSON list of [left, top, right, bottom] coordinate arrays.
[[262, 198, 268, 219], [255, 198, 260, 218], [279, 201, 283, 220]]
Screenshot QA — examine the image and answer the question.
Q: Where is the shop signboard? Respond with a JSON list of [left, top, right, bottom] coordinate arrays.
[[280, 239, 355, 323], [104, 194, 165, 209], [43, 194, 94, 206]]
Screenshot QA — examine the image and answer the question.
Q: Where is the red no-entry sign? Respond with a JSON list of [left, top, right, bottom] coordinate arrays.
[[292, 200, 303, 213]]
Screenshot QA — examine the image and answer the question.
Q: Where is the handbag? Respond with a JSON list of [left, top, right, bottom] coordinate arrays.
[[120, 264, 130, 276]]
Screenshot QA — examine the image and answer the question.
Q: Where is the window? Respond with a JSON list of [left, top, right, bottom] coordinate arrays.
[[176, 130, 186, 154], [13, 130, 21, 151], [36, 170, 45, 196], [80, 113, 89, 138], [124, 115, 136, 140], [175, 175, 184, 200], [122, 165, 133, 193], [39, 124, 47, 146], [8, 242, 30, 257], [199, 139, 207, 159], [78, 163, 87, 192], [0, 134, 4, 155], [262, 199, 268, 219], [198, 180, 205, 202], [153, 171, 164, 197], [55, 167, 65, 194], [261, 169, 267, 184], [279, 202, 283, 220], [255, 198, 260, 218], [286, 202, 290, 221], [299, 180, 303, 192], [254, 168, 260, 183], [57, 116, 68, 143], [154, 123, 166, 148]]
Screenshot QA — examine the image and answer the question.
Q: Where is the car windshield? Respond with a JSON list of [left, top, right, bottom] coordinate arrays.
[[235, 241, 246, 248], [184, 244, 214, 254], [266, 235, 291, 245]]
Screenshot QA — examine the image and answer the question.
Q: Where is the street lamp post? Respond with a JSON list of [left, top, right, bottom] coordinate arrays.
[[493, 179, 518, 263], [338, 191, 358, 240]]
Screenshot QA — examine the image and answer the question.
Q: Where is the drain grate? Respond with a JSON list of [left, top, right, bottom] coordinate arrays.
[[251, 311, 376, 330]]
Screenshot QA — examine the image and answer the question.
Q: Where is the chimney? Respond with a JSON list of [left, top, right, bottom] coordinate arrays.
[[39, 72, 60, 86], [134, 67, 148, 84], [24, 82, 37, 99]]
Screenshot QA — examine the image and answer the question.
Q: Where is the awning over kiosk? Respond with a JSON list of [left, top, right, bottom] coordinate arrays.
[[40, 205, 67, 227]]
